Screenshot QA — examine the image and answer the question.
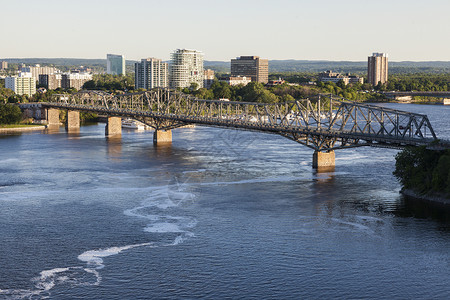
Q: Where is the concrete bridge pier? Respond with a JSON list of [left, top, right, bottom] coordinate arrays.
[[46, 108, 61, 127], [105, 116, 122, 137], [313, 150, 335, 171], [65, 110, 80, 131], [153, 130, 172, 144]]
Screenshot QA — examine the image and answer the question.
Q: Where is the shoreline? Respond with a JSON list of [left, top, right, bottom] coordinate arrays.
[[401, 189, 450, 206], [0, 125, 46, 133]]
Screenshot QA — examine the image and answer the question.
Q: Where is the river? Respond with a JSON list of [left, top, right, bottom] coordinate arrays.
[[0, 103, 450, 299]]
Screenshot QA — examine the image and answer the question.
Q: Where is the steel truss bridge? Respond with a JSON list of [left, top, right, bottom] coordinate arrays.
[[44, 89, 439, 151]]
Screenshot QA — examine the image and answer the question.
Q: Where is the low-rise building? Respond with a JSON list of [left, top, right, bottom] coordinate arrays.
[[318, 70, 363, 85], [220, 76, 252, 86]]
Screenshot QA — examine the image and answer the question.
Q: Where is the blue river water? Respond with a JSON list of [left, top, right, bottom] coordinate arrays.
[[0, 103, 450, 299]]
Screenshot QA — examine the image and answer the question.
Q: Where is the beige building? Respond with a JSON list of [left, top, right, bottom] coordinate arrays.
[[61, 73, 92, 90], [21, 65, 58, 81], [231, 56, 268, 84], [0, 61, 7, 70], [203, 69, 215, 89], [368, 53, 388, 86], [221, 76, 252, 86], [39, 74, 62, 90]]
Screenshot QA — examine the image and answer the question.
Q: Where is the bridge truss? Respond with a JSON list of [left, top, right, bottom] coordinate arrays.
[[46, 89, 438, 151]]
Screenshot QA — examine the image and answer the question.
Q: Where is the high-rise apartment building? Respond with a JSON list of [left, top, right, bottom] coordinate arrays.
[[135, 58, 168, 90], [61, 73, 93, 90], [107, 54, 126, 75], [39, 74, 62, 90], [169, 49, 204, 89], [0, 61, 8, 70], [203, 69, 215, 89], [368, 53, 388, 86], [21, 65, 58, 80], [231, 56, 269, 84], [5, 73, 36, 96]]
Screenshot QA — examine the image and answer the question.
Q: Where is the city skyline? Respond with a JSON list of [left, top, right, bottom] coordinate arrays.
[[1, 0, 450, 62]]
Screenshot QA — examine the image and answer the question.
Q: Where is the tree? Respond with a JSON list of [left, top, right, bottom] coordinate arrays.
[[0, 103, 22, 124]]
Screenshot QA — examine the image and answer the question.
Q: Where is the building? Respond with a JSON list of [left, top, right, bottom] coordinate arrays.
[[21, 65, 58, 81], [61, 73, 92, 90], [106, 54, 126, 75], [231, 56, 268, 84], [368, 53, 388, 86], [39, 74, 62, 90], [5, 73, 36, 96], [266, 78, 285, 87], [318, 70, 364, 85], [221, 76, 252, 86], [134, 58, 168, 90], [169, 49, 204, 89], [203, 69, 215, 89], [0, 61, 7, 70]]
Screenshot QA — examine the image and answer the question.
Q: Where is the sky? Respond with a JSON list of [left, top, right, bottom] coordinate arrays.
[[1, 0, 450, 61]]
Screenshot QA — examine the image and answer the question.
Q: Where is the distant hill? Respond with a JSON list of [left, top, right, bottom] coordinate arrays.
[[1, 58, 449, 74]]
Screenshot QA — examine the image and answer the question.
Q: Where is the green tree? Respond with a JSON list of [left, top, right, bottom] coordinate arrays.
[[0, 103, 22, 124]]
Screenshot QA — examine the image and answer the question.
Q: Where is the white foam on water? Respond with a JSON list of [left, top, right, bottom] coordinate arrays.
[[1, 180, 198, 299], [77, 242, 152, 269]]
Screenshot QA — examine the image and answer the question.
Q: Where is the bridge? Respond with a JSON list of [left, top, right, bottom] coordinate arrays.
[[34, 89, 439, 169]]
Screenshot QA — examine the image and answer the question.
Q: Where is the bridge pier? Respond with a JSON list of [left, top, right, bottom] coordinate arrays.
[[313, 150, 335, 171], [65, 110, 80, 131], [46, 108, 61, 127], [153, 130, 172, 144], [105, 116, 122, 137]]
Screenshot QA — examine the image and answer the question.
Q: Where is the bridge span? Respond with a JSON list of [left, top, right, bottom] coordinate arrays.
[[35, 89, 439, 169]]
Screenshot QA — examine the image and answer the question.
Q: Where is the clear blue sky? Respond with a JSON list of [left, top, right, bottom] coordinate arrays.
[[1, 0, 449, 61]]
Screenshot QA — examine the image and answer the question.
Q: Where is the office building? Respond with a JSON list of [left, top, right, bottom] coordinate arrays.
[[5, 73, 36, 96], [203, 69, 215, 89], [106, 54, 126, 75], [135, 58, 168, 90], [39, 74, 62, 90], [169, 49, 204, 89], [0, 61, 7, 70], [368, 53, 388, 86], [231, 56, 269, 84], [61, 73, 92, 90]]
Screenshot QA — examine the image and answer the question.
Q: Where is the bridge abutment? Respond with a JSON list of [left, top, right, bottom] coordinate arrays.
[[153, 130, 172, 144], [105, 116, 122, 137], [313, 150, 335, 171], [65, 110, 80, 131]]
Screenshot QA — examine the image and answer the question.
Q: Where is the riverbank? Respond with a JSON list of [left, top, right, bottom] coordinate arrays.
[[0, 125, 46, 133], [401, 189, 450, 206]]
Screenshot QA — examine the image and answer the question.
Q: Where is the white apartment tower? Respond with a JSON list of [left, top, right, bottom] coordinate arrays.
[[107, 54, 126, 75], [5, 73, 36, 96], [169, 49, 204, 89], [135, 58, 168, 90]]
